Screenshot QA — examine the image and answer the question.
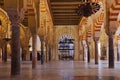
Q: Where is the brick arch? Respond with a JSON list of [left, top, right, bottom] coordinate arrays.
[[109, 0, 120, 33], [0, 8, 11, 40], [109, 0, 120, 21], [94, 12, 104, 37], [0, 8, 10, 22]]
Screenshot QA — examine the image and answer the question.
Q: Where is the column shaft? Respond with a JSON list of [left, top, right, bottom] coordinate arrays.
[[86, 41, 90, 63], [81, 42, 85, 61], [117, 43, 120, 61], [41, 40, 44, 64], [109, 36, 114, 68], [95, 41, 98, 64], [32, 34, 37, 68], [11, 19, 20, 75], [3, 42, 7, 62], [49, 47, 51, 61]]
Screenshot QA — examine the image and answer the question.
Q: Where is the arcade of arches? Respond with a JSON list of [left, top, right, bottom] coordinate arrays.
[[1, 0, 120, 80]]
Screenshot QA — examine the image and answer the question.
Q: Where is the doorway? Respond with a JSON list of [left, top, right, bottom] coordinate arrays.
[[58, 35, 74, 60]]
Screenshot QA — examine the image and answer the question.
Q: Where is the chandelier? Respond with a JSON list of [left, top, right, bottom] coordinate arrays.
[[77, 1, 100, 17]]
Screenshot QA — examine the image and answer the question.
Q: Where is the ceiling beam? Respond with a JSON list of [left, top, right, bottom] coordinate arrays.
[[52, 9, 76, 13], [51, 6, 77, 9], [54, 13, 78, 16], [54, 16, 80, 18], [51, 0, 83, 2], [51, 2, 82, 5]]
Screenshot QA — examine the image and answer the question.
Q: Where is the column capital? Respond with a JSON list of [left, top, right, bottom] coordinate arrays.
[[5, 8, 20, 24], [93, 37, 99, 42]]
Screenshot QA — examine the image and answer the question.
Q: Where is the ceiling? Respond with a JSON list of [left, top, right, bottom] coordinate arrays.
[[49, 0, 84, 25]]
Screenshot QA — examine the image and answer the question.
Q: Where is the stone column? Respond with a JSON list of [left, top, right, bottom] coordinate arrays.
[[32, 34, 37, 68], [41, 39, 44, 64], [49, 46, 52, 61], [22, 47, 30, 61], [94, 37, 99, 64], [117, 41, 120, 61], [105, 0, 115, 68], [22, 48, 26, 61], [7, 8, 20, 75], [45, 44, 48, 62], [3, 42, 7, 62], [86, 41, 90, 63], [81, 41, 85, 61], [26, 48, 30, 61], [108, 35, 114, 68]]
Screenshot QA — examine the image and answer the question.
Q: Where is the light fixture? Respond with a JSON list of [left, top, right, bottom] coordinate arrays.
[[77, 1, 100, 17]]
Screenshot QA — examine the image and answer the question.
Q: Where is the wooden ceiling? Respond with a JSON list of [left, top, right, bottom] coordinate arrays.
[[49, 0, 84, 25]]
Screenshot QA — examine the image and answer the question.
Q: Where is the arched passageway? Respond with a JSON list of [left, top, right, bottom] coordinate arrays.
[[29, 35, 42, 61], [58, 35, 74, 60]]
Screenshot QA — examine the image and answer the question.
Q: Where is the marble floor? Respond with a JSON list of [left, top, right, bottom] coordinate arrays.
[[0, 60, 120, 80]]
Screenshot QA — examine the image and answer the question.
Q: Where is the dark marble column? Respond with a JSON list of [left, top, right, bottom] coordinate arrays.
[[49, 46, 51, 61], [2, 42, 7, 62], [7, 8, 20, 75], [94, 37, 99, 64], [81, 41, 85, 61], [41, 40, 44, 64], [117, 42, 120, 61], [45, 44, 47, 62], [109, 36, 114, 68], [105, 0, 114, 68], [86, 41, 90, 63], [32, 34, 37, 68]]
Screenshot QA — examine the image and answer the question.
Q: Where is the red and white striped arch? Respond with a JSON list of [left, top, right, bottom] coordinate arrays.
[[109, 0, 120, 21], [87, 27, 92, 42], [94, 12, 104, 37], [109, 0, 120, 34], [117, 34, 120, 40], [82, 33, 87, 41]]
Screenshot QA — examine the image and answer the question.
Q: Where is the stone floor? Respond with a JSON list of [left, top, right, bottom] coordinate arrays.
[[0, 60, 120, 80]]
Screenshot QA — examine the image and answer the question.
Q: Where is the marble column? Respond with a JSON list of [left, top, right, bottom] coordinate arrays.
[[3, 42, 7, 62], [86, 41, 90, 63], [49, 46, 52, 61], [22, 48, 26, 61], [109, 36, 114, 68], [41, 40, 44, 64], [32, 34, 37, 68], [7, 9, 20, 75], [22, 47, 30, 61], [81, 41, 85, 61], [94, 38, 99, 64], [117, 42, 120, 61], [45, 43, 49, 62], [105, 0, 114, 68]]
